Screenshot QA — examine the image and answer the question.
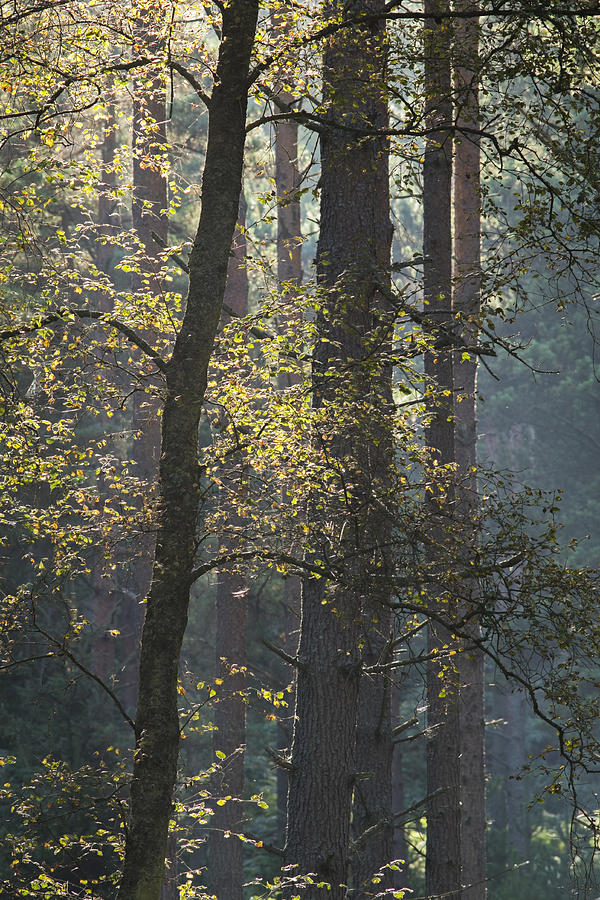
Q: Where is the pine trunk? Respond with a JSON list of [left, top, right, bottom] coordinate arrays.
[[284, 3, 392, 896], [423, 0, 461, 896], [454, 7, 486, 898]]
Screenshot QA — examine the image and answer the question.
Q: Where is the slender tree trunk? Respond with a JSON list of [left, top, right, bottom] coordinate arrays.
[[90, 105, 119, 687], [500, 682, 529, 863], [272, 46, 303, 841], [392, 698, 410, 891], [494, 429, 531, 869], [454, 7, 486, 898], [209, 196, 249, 900], [271, 2, 303, 837], [284, 3, 392, 896], [95, 101, 118, 281], [117, 3, 259, 897], [128, 16, 168, 712], [423, 0, 461, 897]]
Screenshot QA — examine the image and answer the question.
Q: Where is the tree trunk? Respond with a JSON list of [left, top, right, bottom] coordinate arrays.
[[117, 3, 259, 897], [423, 0, 461, 896], [501, 683, 529, 863], [273, 69, 303, 845], [284, 3, 392, 897], [90, 105, 119, 688], [127, 10, 169, 714], [454, 7, 486, 898], [208, 195, 249, 900], [392, 695, 410, 891], [352, 625, 394, 899]]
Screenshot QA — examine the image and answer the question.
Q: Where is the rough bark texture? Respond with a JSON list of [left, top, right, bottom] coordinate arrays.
[[454, 8, 486, 899], [284, 3, 392, 897], [117, 3, 259, 897], [208, 197, 249, 900], [353, 620, 394, 899], [423, 0, 461, 897]]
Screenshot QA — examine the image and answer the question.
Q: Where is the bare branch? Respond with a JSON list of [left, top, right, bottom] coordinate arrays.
[[392, 714, 419, 737], [170, 61, 211, 108], [0, 307, 167, 372], [33, 622, 135, 731], [265, 745, 295, 772], [262, 638, 302, 669]]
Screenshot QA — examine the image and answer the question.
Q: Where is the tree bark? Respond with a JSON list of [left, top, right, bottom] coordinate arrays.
[[208, 195, 249, 900], [284, 3, 393, 897], [423, 0, 461, 896], [353, 623, 394, 899], [454, 7, 486, 898], [117, 3, 259, 897]]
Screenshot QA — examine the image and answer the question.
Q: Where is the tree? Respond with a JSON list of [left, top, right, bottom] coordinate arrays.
[[284, 1, 394, 896], [454, 5, 486, 898], [208, 196, 249, 900], [271, 2, 303, 840], [129, 0, 169, 716], [421, 0, 461, 896], [117, 2, 259, 895]]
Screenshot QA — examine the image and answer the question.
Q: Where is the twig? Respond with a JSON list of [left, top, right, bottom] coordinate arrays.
[[392, 714, 419, 737], [349, 816, 390, 855], [265, 745, 295, 772], [394, 787, 445, 822], [170, 60, 211, 108], [34, 622, 135, 731], [262, 638, 301, 669]]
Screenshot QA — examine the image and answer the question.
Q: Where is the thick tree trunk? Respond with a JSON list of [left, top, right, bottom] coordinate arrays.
[[208, 196, 249, 900], [284, 3, 392, 897], [117, 3, 259, 898], [423, 0, 461, 897], [285, 576, 363, 899], [353, 624, 394, 898], [454, 8, 486, 899]]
